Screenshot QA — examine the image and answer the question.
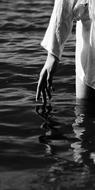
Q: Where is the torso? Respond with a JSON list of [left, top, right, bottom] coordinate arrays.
[[74, 0, 95, 89]]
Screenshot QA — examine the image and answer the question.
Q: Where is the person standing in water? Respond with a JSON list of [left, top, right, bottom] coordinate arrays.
[[36, 0, 95, 104]]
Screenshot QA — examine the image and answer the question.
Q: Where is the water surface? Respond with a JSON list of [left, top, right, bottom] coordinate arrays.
[[0, 0, 95, 189]]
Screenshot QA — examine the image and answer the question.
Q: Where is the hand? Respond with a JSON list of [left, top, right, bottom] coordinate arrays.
[[36, 54, 58, 104]]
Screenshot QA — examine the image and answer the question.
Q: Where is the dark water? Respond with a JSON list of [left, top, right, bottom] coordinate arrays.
[[0, 0, 95, 189]]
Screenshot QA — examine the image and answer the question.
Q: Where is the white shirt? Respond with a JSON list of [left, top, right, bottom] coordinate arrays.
[[41, 0, 95, 89]]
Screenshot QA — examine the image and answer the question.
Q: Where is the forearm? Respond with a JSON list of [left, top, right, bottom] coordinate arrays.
[[45, 53, 59, 74]]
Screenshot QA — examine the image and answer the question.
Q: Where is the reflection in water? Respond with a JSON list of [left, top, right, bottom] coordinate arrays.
[[72, 101, 95, 167], [36, 101, 95, 188], [36, 104, 72, 156]]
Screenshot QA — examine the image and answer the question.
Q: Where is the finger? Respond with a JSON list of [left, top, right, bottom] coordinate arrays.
[[36, 79, 42, 101], [45, 84, 51, 100], [46, 73, 53, 99], [47, 72, 53, 88], [41, 87, 47, 105], [36, 70, 46, 101], [46, 88, 51, 100]]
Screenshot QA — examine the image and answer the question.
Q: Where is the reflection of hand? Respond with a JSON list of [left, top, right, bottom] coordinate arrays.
[[36, 54, 58, 104]]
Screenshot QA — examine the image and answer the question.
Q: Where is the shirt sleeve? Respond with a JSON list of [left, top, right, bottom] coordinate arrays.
[[41, 0, 74, 60]]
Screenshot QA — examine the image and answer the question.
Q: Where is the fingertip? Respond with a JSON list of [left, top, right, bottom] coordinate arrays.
[[36, 97, 38, 102], [36, 93, 40, 102], [36, 91, 39, 102], [36, 85, 41, 100], [41, 90, 47, 105]]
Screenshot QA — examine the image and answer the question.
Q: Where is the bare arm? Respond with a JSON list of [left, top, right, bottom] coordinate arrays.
[[36, 53, 59, 104], [36, 0, 74, 104]]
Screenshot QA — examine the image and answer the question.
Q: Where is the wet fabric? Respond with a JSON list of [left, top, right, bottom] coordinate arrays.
[[41, 0, 95, 89]]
